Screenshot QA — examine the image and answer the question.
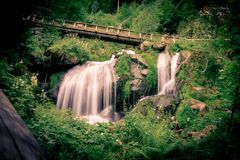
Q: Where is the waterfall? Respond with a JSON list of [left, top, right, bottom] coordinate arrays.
[[57, 56, 117, 124], [158, 50, 179, 95]]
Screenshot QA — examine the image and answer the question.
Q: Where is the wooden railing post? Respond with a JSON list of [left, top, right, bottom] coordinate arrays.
[[84, 24, 87, 30], [63, 20, 65, 26], [128, 30, 131, 37], [150, 34, 153, 40], [95, 25, 98, 31], [117, 29, 120, 35], [73, 22, 76, 28], [106, 27, 109, 33], [139, 33, 142, 39]]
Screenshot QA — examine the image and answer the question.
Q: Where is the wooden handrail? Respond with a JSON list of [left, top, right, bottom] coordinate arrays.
[[23, 15, 217, 43]]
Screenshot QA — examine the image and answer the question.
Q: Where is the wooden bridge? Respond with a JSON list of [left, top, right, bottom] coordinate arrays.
[[23, 15, 177, 45], [23, 15, 213, 45]]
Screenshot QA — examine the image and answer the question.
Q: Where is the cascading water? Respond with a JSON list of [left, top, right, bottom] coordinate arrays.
[[57, 56, 117, 124], [157, 50, 180, 95]]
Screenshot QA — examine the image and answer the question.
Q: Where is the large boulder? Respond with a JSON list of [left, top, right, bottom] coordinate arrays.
[[134, 95, 179, 117], [115, 53, 150, 106], [0, 89, 46, 160], [129, 54, 149, 104]]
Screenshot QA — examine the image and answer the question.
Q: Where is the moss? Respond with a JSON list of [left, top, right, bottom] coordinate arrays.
[[116, 55, 132, 102], [140, 51, 158, 94]]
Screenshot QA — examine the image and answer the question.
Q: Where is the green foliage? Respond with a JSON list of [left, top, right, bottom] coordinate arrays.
[[7, 73, 36, 120], [50, 72, 64, 89], [26, 27, 61, 63], [178, 17, 216, 38], [175, 100, 196, 128], [87, 11, 119, 26], [123, 80, 131, 100], [130, 3, 159, 32], [48, 37, 89, 64], [158, 0, 197, 33], [84, 39, 125, 61], [134, 98, 155, 116], [140, 51, 158, 93], [29, 104, 179, 160], [218, 60, 240, 110], [2, 1, 239, 160], [39, 0, 93, 20], [0, 59, 13, 88], [116, 55, 132, 101]]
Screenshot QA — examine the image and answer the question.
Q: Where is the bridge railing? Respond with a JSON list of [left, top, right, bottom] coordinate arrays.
[[23, 15, 215, 43], [24, 15, 157, 41]]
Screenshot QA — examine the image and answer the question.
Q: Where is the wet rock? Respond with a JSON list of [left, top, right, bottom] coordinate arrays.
[[152, 42, 166, 51], [115, 53, 149, 106], [129, 54, 148, 68], [129, 60, 148, 103], [131, 79, 141, 91]]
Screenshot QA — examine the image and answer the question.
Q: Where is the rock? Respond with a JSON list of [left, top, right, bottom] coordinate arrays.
[[100, 106, 114, 118], [46, 74, 64, 102], [190, 98, 206, 112], [131, 63, 143, 79], [116, 54, 149, 107], [131, 79, 141, 91], [129, 54, 148, 68], [188, 125, 217, 139], [141, 69, 148, 76], [46, 85, 59, 102], [114, 112, 123, 121], [129, 61, 148, 103], [0, 90, 46, 159], [152, 42, 166, 51], [124, 49, 135, 54], [187, 131, 206, 139], [40, 82, 49, 91], [135, 95, 178, 117], [116, 49, 135, 55], [181, 51, 191, 59], [192, 86, 205, 91], [140, 41, 153, 51]]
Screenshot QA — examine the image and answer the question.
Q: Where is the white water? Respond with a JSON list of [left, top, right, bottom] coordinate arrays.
[[57, 56, 117, 124], [158, 50, 179, 95]]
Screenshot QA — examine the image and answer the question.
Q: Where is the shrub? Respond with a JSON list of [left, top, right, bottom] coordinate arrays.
[[26, 27, 61, 64], [178, 17, 216, 38], [29, 105, 179, 160], [48, 37, 89, 64]]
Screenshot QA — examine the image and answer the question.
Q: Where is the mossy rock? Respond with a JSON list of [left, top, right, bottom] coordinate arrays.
[[133, 95, 177, 118]]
